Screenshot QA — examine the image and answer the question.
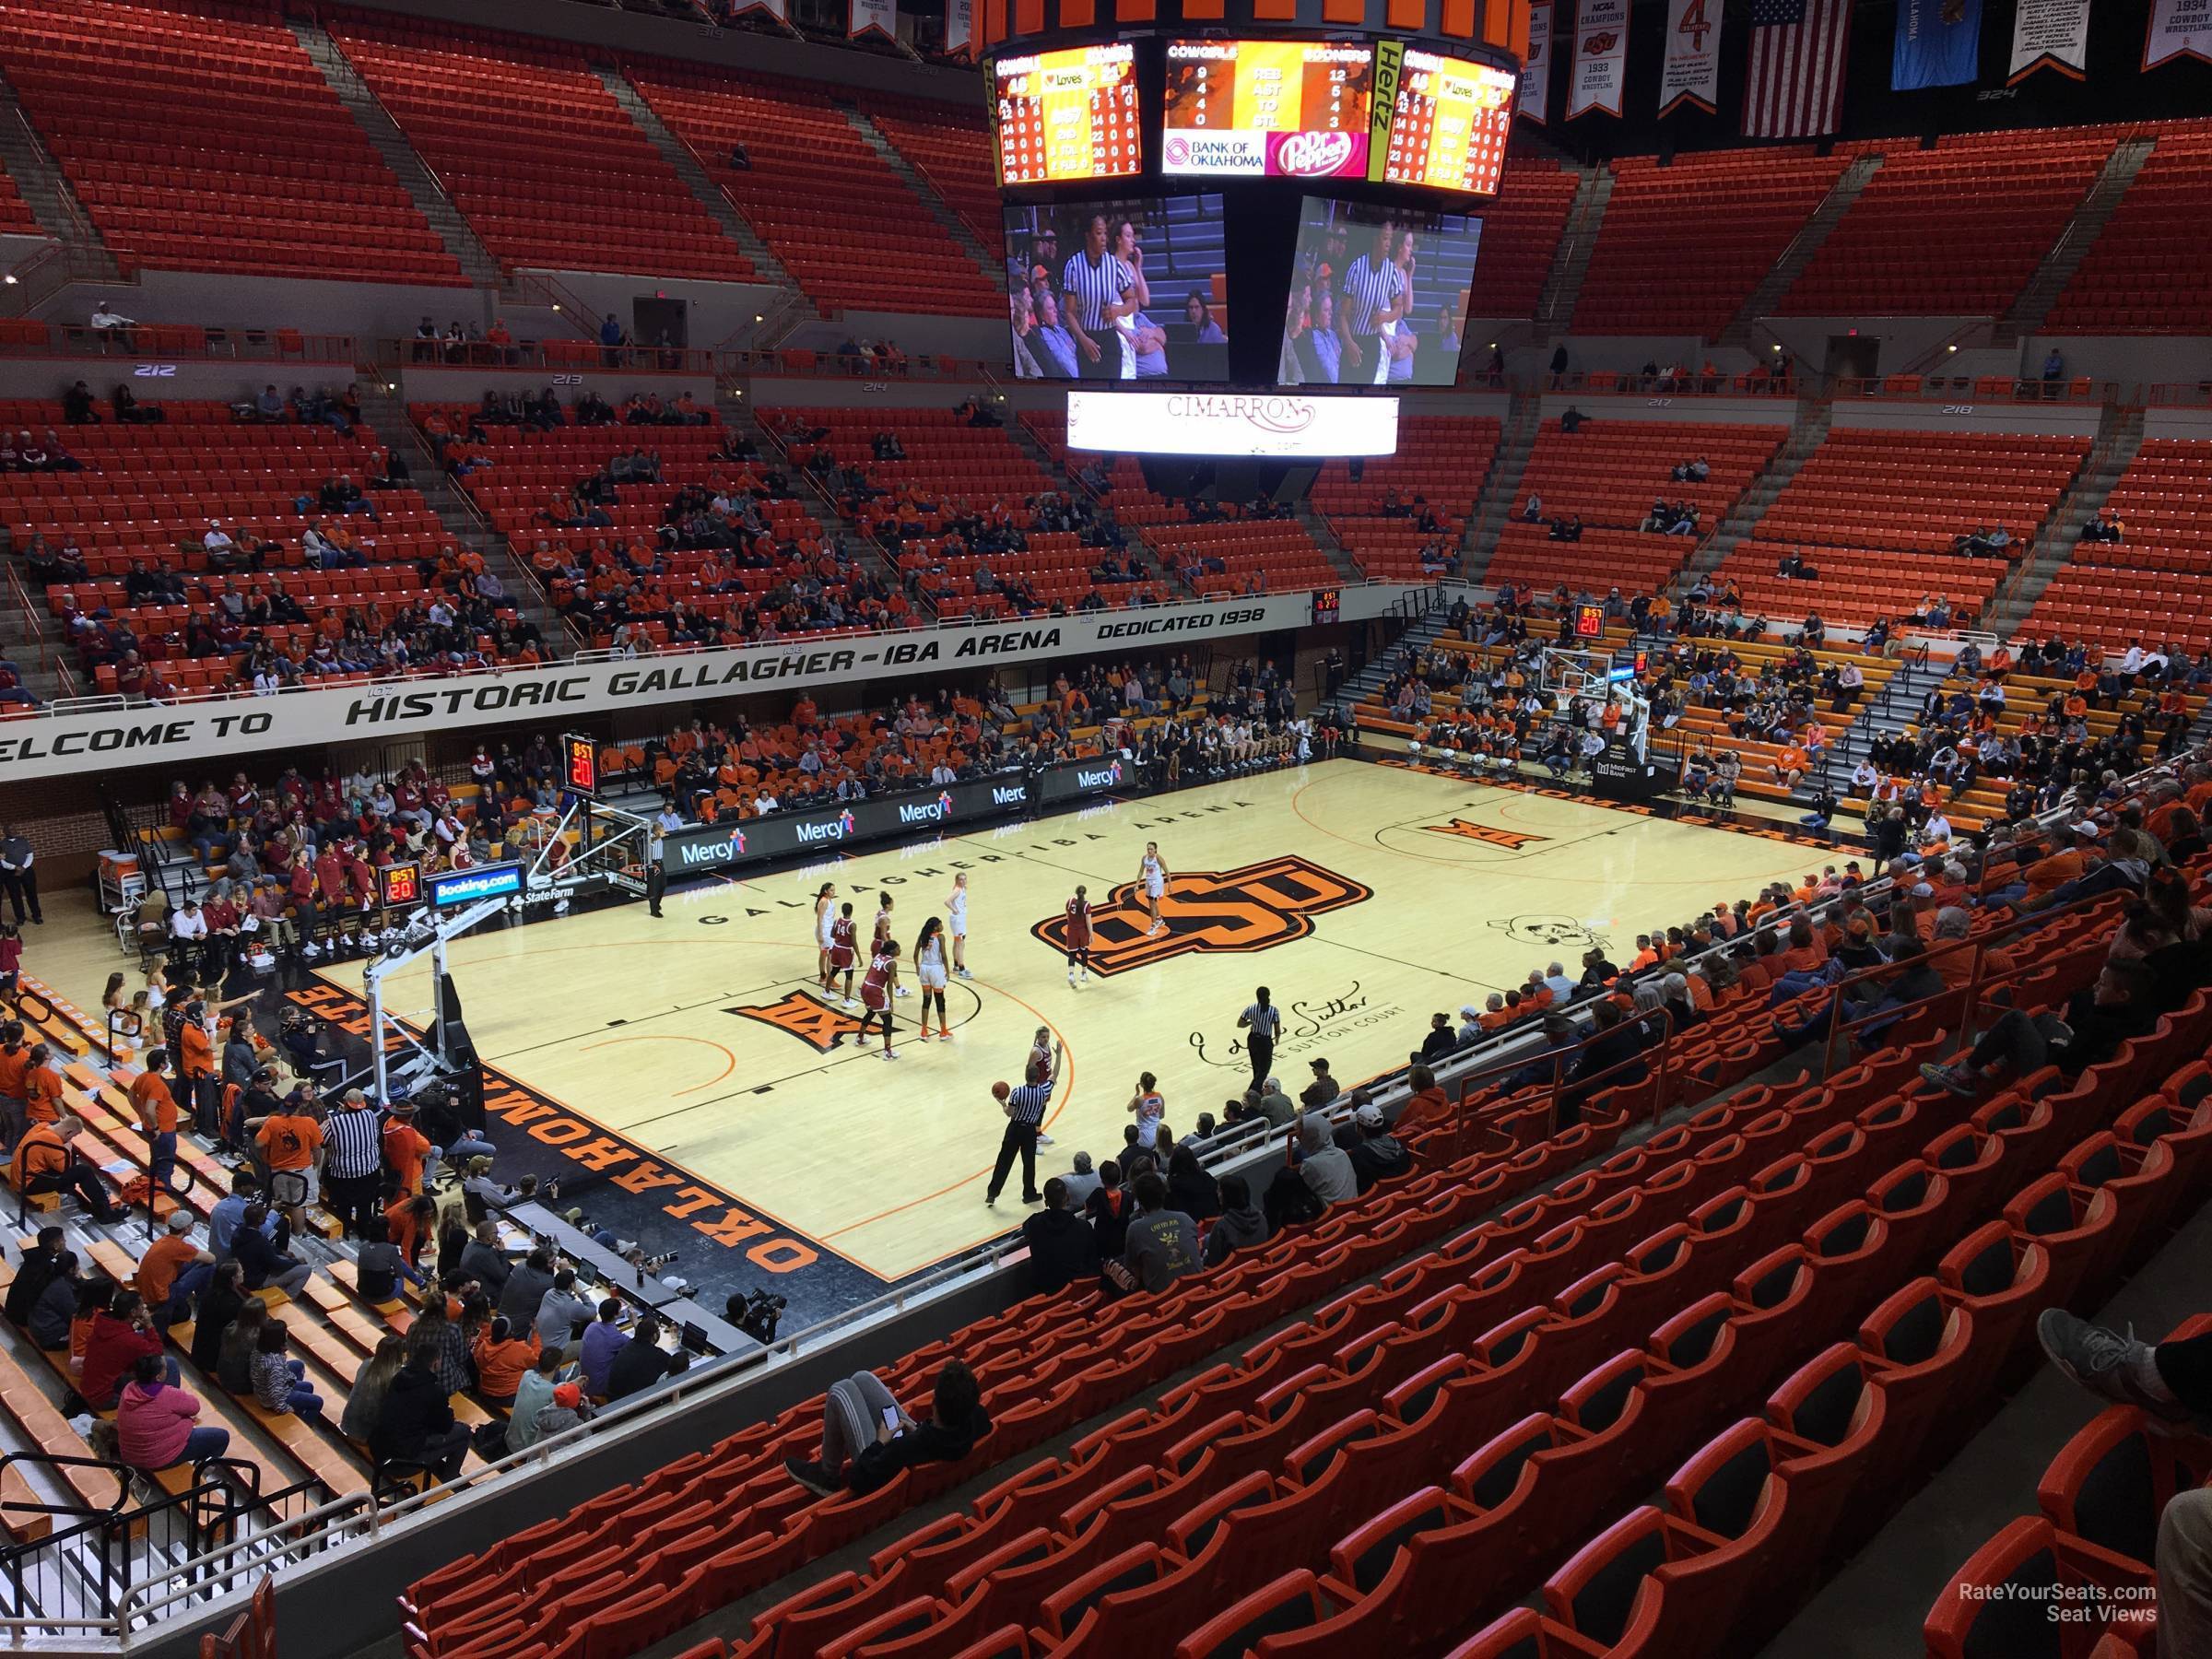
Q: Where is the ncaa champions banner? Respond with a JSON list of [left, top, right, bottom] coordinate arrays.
[[848, 0, 895, 40], [943, 0, 972, 57], [1520, 1, 1554, 124], [2146, 0, 2212, 67], [1660, 0, 1724, 115], [1568, 0, 1630, 118], [2009, 0, 2090, 78], [1892, 0, 1982, 88]]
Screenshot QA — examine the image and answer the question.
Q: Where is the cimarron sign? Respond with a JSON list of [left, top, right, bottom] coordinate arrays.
[[1065, 389, 1401, 457], [0, 590, 1377, 780]]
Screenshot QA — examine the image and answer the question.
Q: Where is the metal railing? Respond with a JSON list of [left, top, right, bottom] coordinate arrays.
[[1830, 371, 2118, 406], [0, 326, 357, 364]]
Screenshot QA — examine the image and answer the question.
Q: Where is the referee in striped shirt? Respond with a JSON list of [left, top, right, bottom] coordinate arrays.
[[1336, 220, 1409, 381], [324, 1088, 386, 1240], [1060, 215, 1135, 380], [985, 1036, 1063, 1207]]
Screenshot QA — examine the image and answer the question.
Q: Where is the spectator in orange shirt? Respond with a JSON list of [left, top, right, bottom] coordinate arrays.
[[22, 1044, 61, 1128], [1629, 935, 1660, 973], [1477, 993, 1512, 1032], [130, 1048, 183, 1198], [1774, 920, 1826, 977], [382, 1100, 433, 1194], [0, 1020, 29, 1152], [1774, 745, 1809, 789], [138, 1209, 216, 1327], [248, 1099, 324, 1228], [1394, 1065, 1451, 1136]]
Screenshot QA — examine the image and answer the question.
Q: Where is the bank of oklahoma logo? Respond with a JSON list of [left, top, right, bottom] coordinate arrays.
[[1422, 818, 1547, 851], [727, 989, 865, 1053], [1030, 855, 1371, 977]]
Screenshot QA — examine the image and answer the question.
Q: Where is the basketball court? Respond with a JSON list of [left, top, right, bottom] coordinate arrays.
[[331, 758, 1825, 1310]]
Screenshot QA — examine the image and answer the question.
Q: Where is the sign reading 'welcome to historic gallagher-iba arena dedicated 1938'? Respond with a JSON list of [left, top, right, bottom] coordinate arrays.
[[0, 591, 1386, 782]]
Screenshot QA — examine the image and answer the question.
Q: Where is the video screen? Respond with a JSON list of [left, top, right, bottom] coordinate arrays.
[[1161, 40, 1375, 180], [1006, 197, 1230, 382], [1374, 45, 1515, 195], [1279, 197, 1481, 388], [991, 44, 1142, 187]]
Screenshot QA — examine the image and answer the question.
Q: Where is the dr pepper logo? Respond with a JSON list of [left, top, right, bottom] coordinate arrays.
[[1273, 129, 1357, 179]]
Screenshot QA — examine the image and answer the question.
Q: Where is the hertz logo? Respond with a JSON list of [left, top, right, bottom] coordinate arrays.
[[1421, 818, 1548, 850], [726, 989, 868, 1053], [1029, 855, 1371, 977]]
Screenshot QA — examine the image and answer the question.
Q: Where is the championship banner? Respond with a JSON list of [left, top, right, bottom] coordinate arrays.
[[849, 0, 895, 40], [1520, 1, 1554, 124], [1892, 0, 1982, 88], [1660, 0, 1723, 115], [943, 0, 972, 56], [2009, 0, 2089, 79], [1568, 0, 1630, 118], [2145, 0, 2212, 68], [729, 0, 785, 19]]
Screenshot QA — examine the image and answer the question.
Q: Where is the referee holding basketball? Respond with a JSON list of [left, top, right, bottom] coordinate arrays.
[[1060, 214, 1137, 381], [1336, 219, 1409, 385], [1238, 986, 1280, 1089], [985, 1037, 1063, 1209]]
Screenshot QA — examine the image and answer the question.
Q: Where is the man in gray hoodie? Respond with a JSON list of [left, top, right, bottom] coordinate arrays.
[[1201, 1173, 1271, 1267]]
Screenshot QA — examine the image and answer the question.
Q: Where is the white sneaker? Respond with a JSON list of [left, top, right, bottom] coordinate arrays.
[[894, 986, 911, 997], [1036, 1132, 1054, 1147], [302, 943, 322, 959], [842, 997, 859, 1009], [956, 967, 972, 980], [881, 1049, 900, 1061]]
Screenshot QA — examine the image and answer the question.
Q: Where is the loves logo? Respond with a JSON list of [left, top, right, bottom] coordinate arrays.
[[1029, 855, 1371, 977], [1272, 129, 1357, 179]]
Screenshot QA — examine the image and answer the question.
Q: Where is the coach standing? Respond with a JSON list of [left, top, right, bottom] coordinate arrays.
[[1237, 987, 1280, 1090], [985, 1038, 1063, 1209], [1060, 215, 1136, 381], [0, 828, 39, 927]]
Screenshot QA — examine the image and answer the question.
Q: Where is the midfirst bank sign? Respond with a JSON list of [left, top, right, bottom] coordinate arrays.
[[0, 591, 1396, 782]]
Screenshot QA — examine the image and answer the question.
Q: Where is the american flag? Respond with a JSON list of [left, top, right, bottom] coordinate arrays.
[[1743, 0, 1853, 140]]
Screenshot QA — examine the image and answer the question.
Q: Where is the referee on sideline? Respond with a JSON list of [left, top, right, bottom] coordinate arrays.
[[985, 1037, 1064, 1208], [1237, 986, 1281, 1090], [324, 1088, 385, 1240], [1060, 214, 1135, 381], [1336, 218, 1409, 384], [646, 798, 681, 918]]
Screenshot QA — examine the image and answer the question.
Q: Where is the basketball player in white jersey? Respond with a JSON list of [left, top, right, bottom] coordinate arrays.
[[1137, 841, 1169, 936], [812, 882, 838, 986], [946, 873, 971, 979]]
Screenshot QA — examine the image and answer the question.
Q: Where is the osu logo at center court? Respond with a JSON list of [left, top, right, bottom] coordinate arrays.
[[727, 990, 866, 1053], [1422, 818, 1547, 851], [1030, 856, 1371, 978]]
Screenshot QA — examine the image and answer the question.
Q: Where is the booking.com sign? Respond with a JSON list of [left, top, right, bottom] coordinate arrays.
[[427, 862, 524, 907]]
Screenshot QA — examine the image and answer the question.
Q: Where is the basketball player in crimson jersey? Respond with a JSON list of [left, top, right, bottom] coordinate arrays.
[[1023, 1024, 1055, 1146], [824, 902, 858, 1007], [1064, 884, 1093, 986], [873, 895, 911, 997], [856, 940, 901, 1060]]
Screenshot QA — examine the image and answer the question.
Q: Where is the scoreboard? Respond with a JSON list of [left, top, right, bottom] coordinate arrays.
[[1161, 41, 1374, 180], [992, 43, 1143, 186], [1375, 44, 1515, 196]]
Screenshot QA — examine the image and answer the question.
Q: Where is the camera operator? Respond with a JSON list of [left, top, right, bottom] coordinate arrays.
[[278, 1007, 347, 1090], [727, 1288, 787, 1345]]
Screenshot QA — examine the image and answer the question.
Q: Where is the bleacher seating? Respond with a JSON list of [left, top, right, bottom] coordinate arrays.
[[1488, 419, 1786, 595], [2047, 121, 2212, 334], [1463, 157, 1580, 322], [629, 67, 1001, 316], [0, 162, 41, 240], [0, 0, 465, 286], [1572, 149, 1847, 338], [1781, 129, 2118, 319], [1310, 416, 1502, 581], [0, 398, 490, 694], [1719, 427, 2087, 627], [2026, 439, 2212, 652], [865, 94, 1007, 271], [328, 14, 754, 283], [765, 406, 1167, 618]]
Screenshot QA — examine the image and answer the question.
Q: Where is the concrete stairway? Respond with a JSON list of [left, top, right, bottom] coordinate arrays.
[[1458, 390, 1543, 580], [1000, 413, 1186, 591], [1330, 605, 1454, 713], [1995, 135, 2156, 346], [1679, 396, 1832, 584], [1295, 503, 1364, 583], [841, 109, 1005, 296], [1719, 152, 1882, 348], [0, 67, 119, 280], [1982, 403, 2144, 635], [1814, 653, 1950, 785], [596, 66, 798, 297], [1534, 165, 1611, 338], [0, 601, 71, 706], [288, 18, 503, 290], [350, 380, 576, 653]]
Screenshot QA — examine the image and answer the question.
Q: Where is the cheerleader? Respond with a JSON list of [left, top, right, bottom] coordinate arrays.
[[856, 939, 900, 1060], [1064, 884, 1093, 986], [912, 917, 950, 1041], [1136, 841, 1169, 936], [826, 902, 858, 1006], [813, 882, 838, 985]]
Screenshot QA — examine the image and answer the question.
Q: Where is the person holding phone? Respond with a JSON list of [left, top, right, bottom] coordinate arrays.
[[783, 1359, 990, 1497]]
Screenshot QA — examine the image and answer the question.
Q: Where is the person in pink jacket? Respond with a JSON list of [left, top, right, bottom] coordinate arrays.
[[115, 1355, 229, 1472]]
